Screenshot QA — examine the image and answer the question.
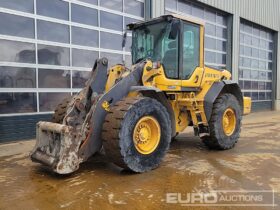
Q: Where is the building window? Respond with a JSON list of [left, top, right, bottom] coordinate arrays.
[[71, 4, 98, 26], [0, 67, 36, 88], [100, 11, 123, 31], [0, 93, 37, 114], [165, 0, 229, 70], [0, 0, 145, 116], [39, 92, 71, 112], [101, 0, 123, 12], [124, 0, 145, 17], [72, 49, 98, 68], [71, 27, 98, 47], [36, 0, 69, 20], [125, 17, 138, 26], [0, 13, 34, 38], [37, 45, 70, 66], [239, 20, 275, 110], [72, 71, 91, 89], [38, 69, 70, 88], [100, 32, 123, 51], [100, 52, 123, 67], [37, 20, 70, 43], [0, 0, 34, 13], [0, 40, 35, 63]]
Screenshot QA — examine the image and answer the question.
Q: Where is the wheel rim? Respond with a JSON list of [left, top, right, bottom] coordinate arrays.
[[133, 116, 161, 155], [222, 108, 236, 136]]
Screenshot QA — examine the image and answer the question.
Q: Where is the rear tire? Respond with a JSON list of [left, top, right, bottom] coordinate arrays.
[[52, 96, 72, 123], [201, 93, 242, 150], [102, 97, 172, 172]]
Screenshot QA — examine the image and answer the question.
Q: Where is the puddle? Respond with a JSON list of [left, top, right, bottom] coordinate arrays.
[[0, 114, 280, 209]]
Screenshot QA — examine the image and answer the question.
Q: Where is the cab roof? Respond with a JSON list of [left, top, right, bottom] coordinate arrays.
[[170, 14, 205, 26], [127, 14, 205, 30]]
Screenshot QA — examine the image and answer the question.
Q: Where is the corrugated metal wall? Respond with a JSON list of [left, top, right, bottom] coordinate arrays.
[[196, 0, 280, 109], [197, 0, 280, 30]]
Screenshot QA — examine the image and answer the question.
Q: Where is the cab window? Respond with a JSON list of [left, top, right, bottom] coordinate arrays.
[[132, 21, 179, 79], [182, 23, 200, 79], [161, 33, 179, 79]]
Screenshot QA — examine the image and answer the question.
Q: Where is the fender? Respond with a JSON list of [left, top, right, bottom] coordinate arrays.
[[130, 85, 162, 92], [130, 86, 177, 138], [204, 80, 244, 121]]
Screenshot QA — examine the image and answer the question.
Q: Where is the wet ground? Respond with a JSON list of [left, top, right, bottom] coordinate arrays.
[[0, 111, 279, 210]]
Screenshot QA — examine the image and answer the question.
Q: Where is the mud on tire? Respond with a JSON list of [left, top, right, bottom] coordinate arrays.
[[201, 93, 242, 150], [102, 97, 172, 172]]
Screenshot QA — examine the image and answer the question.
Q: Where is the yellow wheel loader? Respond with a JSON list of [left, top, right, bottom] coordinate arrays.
[[30, 14, 251, 174]]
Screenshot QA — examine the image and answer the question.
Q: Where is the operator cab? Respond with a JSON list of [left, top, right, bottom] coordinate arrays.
[[127, 14, 205, 82]]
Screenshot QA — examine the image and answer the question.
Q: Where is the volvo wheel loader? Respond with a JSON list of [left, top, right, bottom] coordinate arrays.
[[30, 14, 251, 174]]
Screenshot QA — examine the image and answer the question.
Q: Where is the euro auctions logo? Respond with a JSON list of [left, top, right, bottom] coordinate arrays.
[[166, 190, 277, 207], [167, 192, 218, 204]]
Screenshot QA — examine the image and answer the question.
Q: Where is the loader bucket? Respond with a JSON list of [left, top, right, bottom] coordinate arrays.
[[30, 121, 82, 174], [30, 58, 110, 174]]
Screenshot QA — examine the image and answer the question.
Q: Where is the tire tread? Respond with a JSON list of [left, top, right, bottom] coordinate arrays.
[[202, 93, 241, 150]]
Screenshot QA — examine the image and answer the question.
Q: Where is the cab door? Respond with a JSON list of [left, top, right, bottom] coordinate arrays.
[[181, 21, 204, 88]]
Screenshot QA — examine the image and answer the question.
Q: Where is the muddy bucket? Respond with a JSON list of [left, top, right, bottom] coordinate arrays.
[[30, 121, 82, 174]]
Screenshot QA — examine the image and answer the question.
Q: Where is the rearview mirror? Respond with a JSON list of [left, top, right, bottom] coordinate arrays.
[[122, 31, 127, 49], [169, 20, 180, 40]]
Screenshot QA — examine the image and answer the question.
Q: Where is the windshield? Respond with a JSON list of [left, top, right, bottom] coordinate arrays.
[[131, 21, 179, 78]]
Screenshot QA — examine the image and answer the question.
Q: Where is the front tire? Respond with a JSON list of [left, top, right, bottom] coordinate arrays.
[[102, 97, 172, 172], [201, 93, 242, 150], [52, 96, 72, 123]]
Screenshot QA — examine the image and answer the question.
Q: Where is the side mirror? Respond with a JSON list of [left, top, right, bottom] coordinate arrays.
[[122, 31, 127, 49], [169, 20, 180, 40]]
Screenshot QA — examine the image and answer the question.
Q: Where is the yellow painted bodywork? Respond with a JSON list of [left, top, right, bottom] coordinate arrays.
[[105, 15, 252, 135], [243, 97, 252, 115], [141, 58, 235, 133], [101, 101, 110, 111], [143, 60, 182, 91], [108, 61, 251, 134], [138, 24, 235, 134], [105, 64, 126, 92]]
